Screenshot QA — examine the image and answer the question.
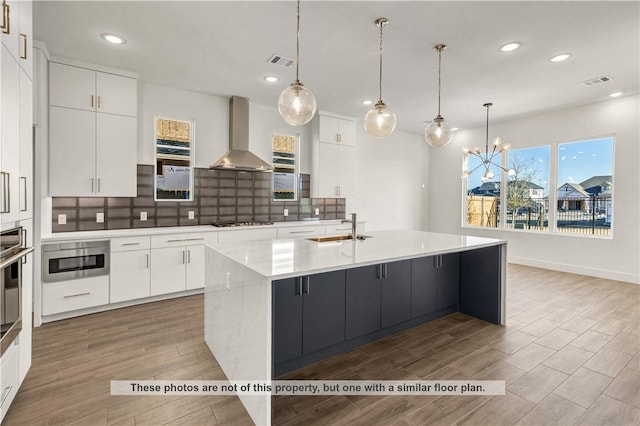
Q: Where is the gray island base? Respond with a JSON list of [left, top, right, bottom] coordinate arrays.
[[204, 230, 506, 425]]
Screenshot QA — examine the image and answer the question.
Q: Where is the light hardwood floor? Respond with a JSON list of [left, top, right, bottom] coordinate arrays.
[[5, 264, 640, 425]]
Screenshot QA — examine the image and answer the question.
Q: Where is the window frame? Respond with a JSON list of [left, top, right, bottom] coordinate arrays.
[[462, 134, 615, 239]]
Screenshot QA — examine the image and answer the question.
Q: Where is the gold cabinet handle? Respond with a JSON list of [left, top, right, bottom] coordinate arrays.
[[19, 33, 27, 59], [97, 96, 101, 109], [64, 292, 91, 299], [1, 1, 10, 35], [19, 176, 26, 211], [91, 95, 94, 108]]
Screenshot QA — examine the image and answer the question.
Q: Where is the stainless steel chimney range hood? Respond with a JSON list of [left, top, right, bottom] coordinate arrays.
[[209, 96, 273, 172]]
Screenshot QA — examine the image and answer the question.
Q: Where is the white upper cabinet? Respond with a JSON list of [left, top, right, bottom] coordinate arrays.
[[19, 69, 32, 219], [311, 113, 357, 199], [318, 114, 356, 146], [1, 43, 21, 225], [48, 61, 138, 197], [96, 72, 137, 117], [1, 0, 33, 79]]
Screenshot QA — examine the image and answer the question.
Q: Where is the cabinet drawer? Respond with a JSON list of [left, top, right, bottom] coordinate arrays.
[[42, 276, 109, 315], [111, 236, 151, 252], [277, 226, 325, 239], [218, 228, 277, 243], [151, 234, 207, 248], [0, 340, 19, 422]]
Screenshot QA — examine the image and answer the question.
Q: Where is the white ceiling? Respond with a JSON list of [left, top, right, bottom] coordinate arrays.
[[34, 1, 639, 134]]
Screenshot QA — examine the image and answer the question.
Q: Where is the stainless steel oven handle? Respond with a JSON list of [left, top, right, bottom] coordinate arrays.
[[63, 292, 91, 299]]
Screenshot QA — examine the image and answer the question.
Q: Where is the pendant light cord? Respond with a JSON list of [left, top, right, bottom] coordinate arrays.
[[295, 0, 300, 83], [378, 21, 384, 102], [437, 47, 442, 117], [485, 104, 490, 154]]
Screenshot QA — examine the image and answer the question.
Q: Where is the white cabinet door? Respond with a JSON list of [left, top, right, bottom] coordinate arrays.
[[1, 44, 20, 225], [49, 62, 95, 112], [18, 218, 32, 383], [49, 106, 96, 197], [0, 341, 19, 423], [96, 114, 136, 197], [17, 0, 31, 79], [318, 115, 356, 146], [19, 69, 32, 220], [337, 144, 357, 201], [313, 143, 339, 197], [150, 247, 186, 296], [96, 72, 137, 117], [0, 0, 20, 62], [110, 250, 151, 303], [185, 245, 205, 290]]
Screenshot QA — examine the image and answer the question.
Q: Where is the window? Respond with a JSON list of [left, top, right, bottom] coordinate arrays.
[[272, 133, 298, 201], [154, 117, 194, 201], [465, 153, 502, 228], [506, 146, 549, 231], [557, 137, 613, 236], [463, 136, 613, 237]]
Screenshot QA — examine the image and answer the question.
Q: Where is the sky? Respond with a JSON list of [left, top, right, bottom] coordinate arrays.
[[466, 137, 614, 194]]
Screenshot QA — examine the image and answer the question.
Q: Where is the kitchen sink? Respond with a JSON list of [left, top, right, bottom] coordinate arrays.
[[306, 234, 372, 242]]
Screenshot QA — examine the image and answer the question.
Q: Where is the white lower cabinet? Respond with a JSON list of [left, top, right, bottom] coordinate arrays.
[[0, 340, 19, 423], [150, 247, 188, 296], [150, 235, 206, 296], [42, 276, 110, 316], [110, 250, 150, 303]]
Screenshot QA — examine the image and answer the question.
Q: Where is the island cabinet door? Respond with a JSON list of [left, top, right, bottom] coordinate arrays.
[[410, 257, 437, 318], [346, 265, 381, 339], [436, 253, 460, 309], [459, 245, 501, 324], [381, 260, 412, 328], [272, 278, 303, 364], [302, 270, 346, 355]]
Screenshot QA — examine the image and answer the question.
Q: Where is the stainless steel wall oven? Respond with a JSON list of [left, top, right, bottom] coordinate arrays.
[[1, 226, 33, 356]]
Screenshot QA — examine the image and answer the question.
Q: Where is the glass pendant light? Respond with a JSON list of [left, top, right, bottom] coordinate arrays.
[[278, 0, 317, 126], [425, 44, 454, 147], [462, 103, 515, 180], [364, 18, 397, 138]]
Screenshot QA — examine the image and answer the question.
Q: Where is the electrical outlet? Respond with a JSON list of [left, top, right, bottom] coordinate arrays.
[[57, 214, 67, 225], [283, 208, 288, 217], [188, 211, 195, 220], [140, 211, 147, 221], [314, 208, 320, 215], [96, 212, 104, 223]]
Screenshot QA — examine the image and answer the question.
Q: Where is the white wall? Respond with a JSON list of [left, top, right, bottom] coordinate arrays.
[[428, 95, 640, 284], [138, 84, 311, 172], [352, 125, 429, 232]]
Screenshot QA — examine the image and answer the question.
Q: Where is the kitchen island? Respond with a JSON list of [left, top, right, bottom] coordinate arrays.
[[204, 230, 506, 425]]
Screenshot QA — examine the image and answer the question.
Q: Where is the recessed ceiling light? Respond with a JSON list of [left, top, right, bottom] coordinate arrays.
[[361, 100, 373, 106], [101, 33, 126, 45], [451, 127, 459, 132], [608, 91, 623, 98], [549, 53, 571, 62], [264, 75, 279, 83], [499, 42, 521, 52]]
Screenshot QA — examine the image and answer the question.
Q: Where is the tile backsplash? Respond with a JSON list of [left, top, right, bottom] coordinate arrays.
[[52, 165, 346, 232]]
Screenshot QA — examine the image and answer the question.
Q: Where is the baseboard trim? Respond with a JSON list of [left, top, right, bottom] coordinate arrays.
[[508, 256, 639, 285]]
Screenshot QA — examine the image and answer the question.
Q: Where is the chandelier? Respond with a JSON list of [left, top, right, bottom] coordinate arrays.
[[462, 103, 515, 181]]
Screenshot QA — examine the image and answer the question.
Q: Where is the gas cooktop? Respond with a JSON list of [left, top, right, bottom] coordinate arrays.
[[211, 220, 274, 228]]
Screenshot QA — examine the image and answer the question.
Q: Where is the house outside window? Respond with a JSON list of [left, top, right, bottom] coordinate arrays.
[[464, 136, 613, 237]]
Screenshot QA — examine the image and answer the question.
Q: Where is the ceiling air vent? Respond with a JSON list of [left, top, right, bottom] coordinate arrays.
[[581, 76, 612, 86], [267, 54, 296, 68]]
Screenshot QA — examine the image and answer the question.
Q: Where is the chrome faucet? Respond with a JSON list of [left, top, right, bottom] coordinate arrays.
[[341, 213, 357, 240]]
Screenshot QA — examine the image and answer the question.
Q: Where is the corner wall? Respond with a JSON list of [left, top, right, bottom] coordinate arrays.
[[428, 96, 640, 284]]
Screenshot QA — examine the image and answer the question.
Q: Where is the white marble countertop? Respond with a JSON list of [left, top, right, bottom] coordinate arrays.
[[210, 229, 506, 279], [41, 219, 355, 242]]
